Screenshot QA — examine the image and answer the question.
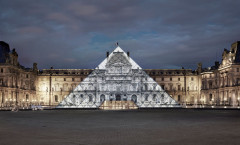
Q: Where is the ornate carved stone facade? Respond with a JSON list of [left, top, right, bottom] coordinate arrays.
[[201, 41, 240, 106], [1, 41, 240, 108], [0, 41, 37, 107]]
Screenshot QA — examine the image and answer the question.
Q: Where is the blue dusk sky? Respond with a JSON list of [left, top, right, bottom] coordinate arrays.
[[0, 0, 240, 69]]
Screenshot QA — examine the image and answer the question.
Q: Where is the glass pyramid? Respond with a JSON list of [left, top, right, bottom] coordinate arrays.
[[57, 46, 180, 108]]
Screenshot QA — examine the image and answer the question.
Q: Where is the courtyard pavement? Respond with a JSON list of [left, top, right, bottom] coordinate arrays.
[[0, 109, 240, 145]]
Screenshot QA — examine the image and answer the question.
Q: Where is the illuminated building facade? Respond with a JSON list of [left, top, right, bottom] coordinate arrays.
[[0, 41, 240, 108], [0, 41, 37, 107]]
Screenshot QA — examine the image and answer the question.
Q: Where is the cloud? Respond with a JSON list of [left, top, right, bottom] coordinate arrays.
[[0, 0, 240, 69], [47, 13, 72, 23], [67, 2, 98, 17], [17, 26, 46, 34]]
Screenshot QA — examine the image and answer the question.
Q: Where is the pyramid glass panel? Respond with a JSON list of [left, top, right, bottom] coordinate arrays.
[[57, 46, 180, 109]]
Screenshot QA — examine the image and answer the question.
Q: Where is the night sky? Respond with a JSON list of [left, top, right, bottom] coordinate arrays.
[[0, 0, 240, 70]]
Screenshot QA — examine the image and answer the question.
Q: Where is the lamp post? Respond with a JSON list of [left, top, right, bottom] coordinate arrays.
[[5, 98, 8, 107], [238, 97, 240, 106], [10, 98, 13, 107], [13, 98, 16, 108], [22, 99, 25, 108], [201, 98, 204, 107]]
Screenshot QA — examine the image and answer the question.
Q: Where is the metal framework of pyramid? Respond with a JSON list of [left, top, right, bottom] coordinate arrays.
[[57, 46, 180, 108]]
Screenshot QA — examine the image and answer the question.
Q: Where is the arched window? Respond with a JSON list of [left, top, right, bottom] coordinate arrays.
[[26, 94, 29, 102], [161, 94, 165, 102], [152, 94, 157, 101], [145, 84, 148, 90], [209, 94, 213, 101], [89, 94, 93, 102], [131, 95, 137, 103], [145, 94, 149, 101], [116, 94, 121, 101], [100, 94, 105, 102]]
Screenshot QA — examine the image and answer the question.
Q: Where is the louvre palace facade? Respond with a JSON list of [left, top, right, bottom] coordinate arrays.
[[0, 40, 240, 108]]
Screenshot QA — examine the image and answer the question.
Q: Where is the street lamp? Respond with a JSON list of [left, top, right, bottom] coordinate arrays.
[[201, 98, 204, 107]]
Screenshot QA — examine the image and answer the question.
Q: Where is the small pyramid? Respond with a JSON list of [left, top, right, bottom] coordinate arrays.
[[57, 46, 180, 108]]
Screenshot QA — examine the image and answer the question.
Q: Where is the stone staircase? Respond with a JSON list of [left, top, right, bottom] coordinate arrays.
[[99, 101, 138, 110]]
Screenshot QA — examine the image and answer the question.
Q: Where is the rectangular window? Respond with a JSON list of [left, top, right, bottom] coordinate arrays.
[[55, 95, 58, 102], [0, 78, 3, 85], [209, 82, 212, 89], [0, 68, 3, 73], [209, 94, 212, 101], [162, 78, 164, 81], [178, 85, 181, 91], [178, 95, 181, 101], [161, 85, 165, 90], [191, 77, 194, 81], [237, 78, 240, 85], [72, 78, 75, 81], [26, 95, 29, 102], [64, 78, 66, 81], [170, 77, 172, 81], [178, 78, 180, 81], [237, 68, 239, 72]]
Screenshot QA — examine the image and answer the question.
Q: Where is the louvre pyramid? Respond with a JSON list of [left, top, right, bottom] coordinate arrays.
[[57, 46, 180, 108]]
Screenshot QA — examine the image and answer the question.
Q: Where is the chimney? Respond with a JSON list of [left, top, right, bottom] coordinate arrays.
[[197, 62, 202, 74], [33, 63, 38, 72], [215, 61, 220, 68], [127, 51, 130, 57], [106, 51, 109, 57]]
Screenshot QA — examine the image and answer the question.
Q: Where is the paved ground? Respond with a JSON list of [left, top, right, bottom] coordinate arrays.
[[0, 109, 240, 145]]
